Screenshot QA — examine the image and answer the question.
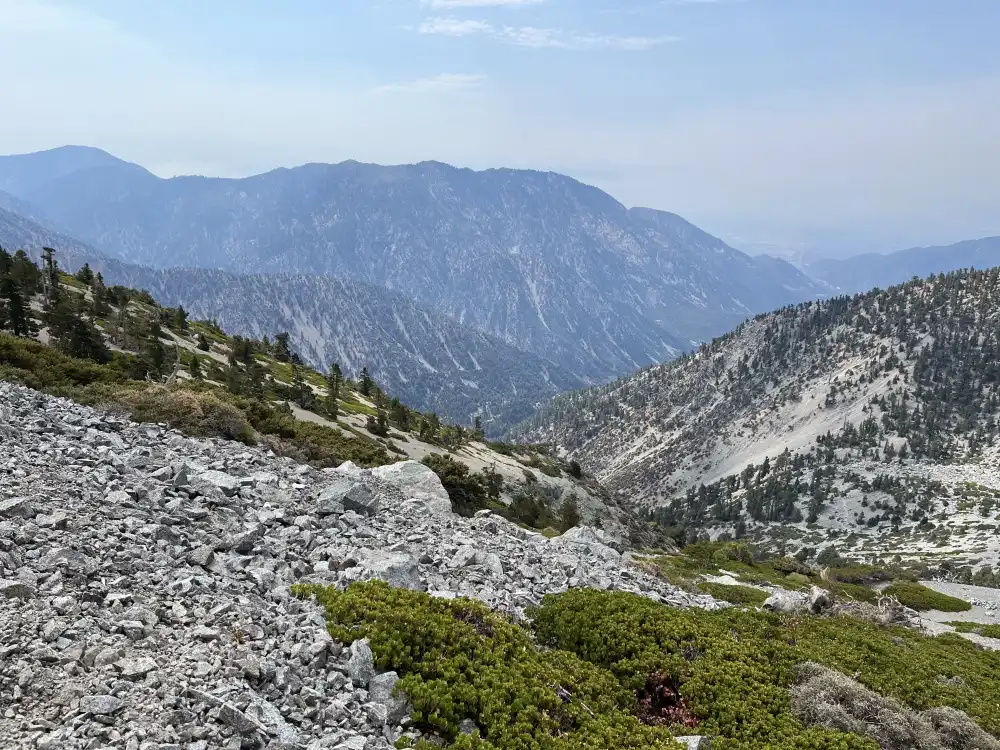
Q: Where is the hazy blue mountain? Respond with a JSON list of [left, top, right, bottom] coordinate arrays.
[[0, 147, 824, 383], [804, 237, 1000, 293], [0, 202, 581, 429]]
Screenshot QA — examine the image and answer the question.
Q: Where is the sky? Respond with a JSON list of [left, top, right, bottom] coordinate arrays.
[[2, 0, 999, 256]]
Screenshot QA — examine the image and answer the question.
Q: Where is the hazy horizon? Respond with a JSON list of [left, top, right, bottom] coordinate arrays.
[[2, 0, 998, 256]]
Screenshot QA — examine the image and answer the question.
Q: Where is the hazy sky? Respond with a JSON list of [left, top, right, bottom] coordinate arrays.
[[2, 0, 999, 254]]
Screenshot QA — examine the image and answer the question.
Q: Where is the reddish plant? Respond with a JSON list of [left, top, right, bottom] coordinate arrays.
[[636, 672, 699, 728]]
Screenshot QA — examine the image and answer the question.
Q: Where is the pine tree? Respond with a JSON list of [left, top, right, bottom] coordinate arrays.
[[75, 263, 94, 285], [172, 305, 189, 332], [325, 363, 342, 419], [188, 354, 203, 380], [197, 333, 211, 351], [274, 332, 293, 362], [558, 494, 582, 532], [390, 398, 408, 430], [359, 367, 374, 398]]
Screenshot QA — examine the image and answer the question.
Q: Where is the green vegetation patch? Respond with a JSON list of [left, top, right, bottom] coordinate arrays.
[[294, 581, 685, 750], [697, 582, 768, 606], [947, 622, 1000, 639], [882, 582, 972, 612], [300, 583, 1000, 749], [534, 589, 1000, 748]]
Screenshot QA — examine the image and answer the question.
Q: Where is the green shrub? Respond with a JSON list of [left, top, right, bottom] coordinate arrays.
[[771, 556, 814, 576], [698, 583, 768, 606], [421, 454, 483, 515], [710, 542, 754, 566], [882, 582, 971, 612], [532, 589, 1000, 747], [293, 582, 683, 750], [947, 622, 1000, 639], [786, 572, 812, 587], [825, 564, 894, 585]]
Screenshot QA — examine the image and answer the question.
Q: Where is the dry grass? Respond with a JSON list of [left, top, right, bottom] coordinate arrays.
[[790, 662, 1000, 750]]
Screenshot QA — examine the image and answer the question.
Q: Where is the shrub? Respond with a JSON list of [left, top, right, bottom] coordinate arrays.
[[698, 583, 769, 607], [532, 588, 1000, 746], [421, 453, 485, 516], [825, 564, 894, 585], [882, 582, 971, 613], [710, 542, 754, 566], [293, 582, 682, 750], [790, 662, 1000, 750], [947, 622, 1000, 639], [771, 556, 814, 576]]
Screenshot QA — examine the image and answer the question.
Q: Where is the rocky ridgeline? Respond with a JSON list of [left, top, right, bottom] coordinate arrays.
[[0, 381, 716, 750]]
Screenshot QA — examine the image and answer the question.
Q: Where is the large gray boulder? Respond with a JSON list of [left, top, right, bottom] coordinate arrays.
[[353, 551, 424, 591], [370, 461, 453, 515], [369, 671, 411, 724], [348, 638, 375, 688], [315, 477, 378, 516], [762, 590, 809, 614]]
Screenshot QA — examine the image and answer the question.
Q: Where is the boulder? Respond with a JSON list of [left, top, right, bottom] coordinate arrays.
[[810, 585, 833, 614], [0, 579, 36, 600], [355, 551, 424, 591], [762, 590, 809, 614], [369, 671, 411, 724], [371, 461, 453, 514], [348, 638, 375, 687], [195, 470, 241, 496], [315, 477, 378, 516], [80, 694, 125, 716]]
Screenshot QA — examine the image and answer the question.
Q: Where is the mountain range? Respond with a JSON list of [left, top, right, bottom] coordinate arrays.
[[3, 145, 1000, 434], [513, 267, 1000, 568], [0, 202, 585, 429], [0, 146, 824, 383], [804, 236, 1000, 294]]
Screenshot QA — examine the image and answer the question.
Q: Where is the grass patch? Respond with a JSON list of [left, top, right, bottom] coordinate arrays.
[[947, 622, 1000, 639], [882, 582, 971, 612], [294, 581, 684, 750], [300, 582, 1000, 749], [698, 582, 769, 606], [1, 333, 390, 468]]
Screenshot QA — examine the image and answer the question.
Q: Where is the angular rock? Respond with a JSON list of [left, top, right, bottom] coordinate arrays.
[[370, 461, 452, 515], [0, 578, 35, 600], [196, 470, 241, 496], [348, 638, 375, 688], [0, 497, 34, 519], [356, 551, 423, 591], [80, 695, 125, 716], [369, 671, 410, 724]]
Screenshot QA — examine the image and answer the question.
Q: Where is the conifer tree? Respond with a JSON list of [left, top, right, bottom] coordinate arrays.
[[188, 354, 203, 380], [359, 366, 374, 398], [197, 333, 211, 351]]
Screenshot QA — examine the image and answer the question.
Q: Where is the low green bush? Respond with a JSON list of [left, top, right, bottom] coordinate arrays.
[[882, 582, 971, 612], [698, 583, 768, 606], [710, 542, 754, 566], [293, 581, 684, 750], [947, 622, 1000, 639], [532, 589, 1000, 747]]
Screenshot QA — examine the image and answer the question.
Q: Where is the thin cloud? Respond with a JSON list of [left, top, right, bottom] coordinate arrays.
[[423, 0, 545, 7], [418, 17, 493, 35], [418, 16, 676, 49], [374, 73, 486, 93]]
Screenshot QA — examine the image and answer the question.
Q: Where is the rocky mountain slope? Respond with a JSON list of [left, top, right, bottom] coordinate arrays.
[[0, 212, 585, 430], [0, 380, 713, 749], [515, 268, 1000, 568], [805, 236, 1000, 294], [0, 146, 823, 382]]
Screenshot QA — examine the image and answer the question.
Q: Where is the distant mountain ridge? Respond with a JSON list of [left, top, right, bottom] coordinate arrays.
[[0, 146, 824, 384], [0, 202, 583, 430], [804, 236, 1000, 294]]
